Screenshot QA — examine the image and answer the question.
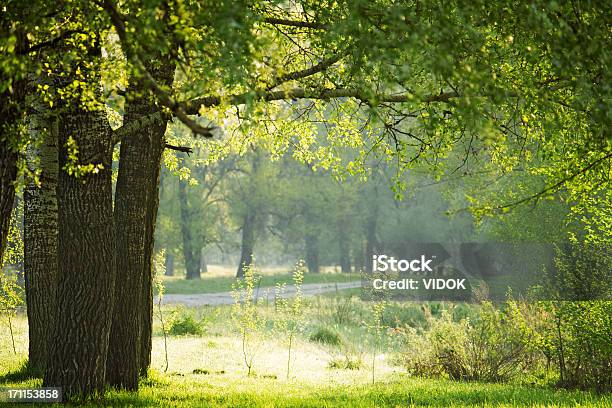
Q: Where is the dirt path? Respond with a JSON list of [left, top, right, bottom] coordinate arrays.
[[157, 281, 362, 307]]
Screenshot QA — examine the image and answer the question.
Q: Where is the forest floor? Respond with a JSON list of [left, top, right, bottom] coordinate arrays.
[[1, 290, 610, 407]]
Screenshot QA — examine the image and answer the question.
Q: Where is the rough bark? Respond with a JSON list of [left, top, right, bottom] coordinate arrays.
[[107, 58, 174, 386], [178, 178, 201, 280], [24, 109, 58, 374], [305, 234, 320, 274], [43, 98, 116, 399], [139, 118, 167, 376]]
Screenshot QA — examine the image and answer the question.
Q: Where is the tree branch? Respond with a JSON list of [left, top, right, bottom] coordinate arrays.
[[23, 30, 85, 54], [263, 17, 326, 29], [469, 152, 612, 214], [267, 53, 345, 90], [164, 143, 193, 154], [183, 88, 458, 115], [112, 111, 169, 145], [100, 0, 214, 137]]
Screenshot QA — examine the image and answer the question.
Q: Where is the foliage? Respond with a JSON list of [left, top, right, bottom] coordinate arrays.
[[231, 264, 265, 376], [273, 260, 306, 379], [309, 326, 342, 346], [401, 303, 537, 382], [0, 271, 24, 355], [327, 356, 364, 371], [167, 307, 204, 336], [518, 239, 612, 392]]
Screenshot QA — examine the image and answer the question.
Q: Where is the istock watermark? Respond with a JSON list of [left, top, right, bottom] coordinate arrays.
[[361, 242, 611, 302]]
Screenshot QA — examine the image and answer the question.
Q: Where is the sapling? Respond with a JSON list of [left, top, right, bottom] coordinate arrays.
[[0, 272, 24, 355], [231, 263, 264, 376], [364, 270, 389, 384], [274, 260, 306, 379], [153, 249, 169, 372]]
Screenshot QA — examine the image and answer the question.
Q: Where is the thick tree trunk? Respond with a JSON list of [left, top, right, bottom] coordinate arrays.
[[139, 119, 167, 376], [106, 102, 151, 390], [43, 100, 116, 399], [305, 234, 320, 274], [24, 110, 58, 374], [237, 211, 255, 278], [107, 58, 174, 385], [178, 178, 201, 280]]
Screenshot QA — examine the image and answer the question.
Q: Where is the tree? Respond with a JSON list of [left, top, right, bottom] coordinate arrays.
[[43, 62, 117, 398], [5, 0, 608, 400], [23, 98, 59, 374], [106, 55, 175, 390]]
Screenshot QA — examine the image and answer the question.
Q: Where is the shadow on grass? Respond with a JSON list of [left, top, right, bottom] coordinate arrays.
[[0, 360, 42, 383]]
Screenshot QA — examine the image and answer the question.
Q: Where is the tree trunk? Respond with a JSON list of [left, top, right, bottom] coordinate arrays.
[[237, 211, 255, 278], [200, 248, 208, 273], [108, 58, 175, 385], [305, 234, 320, 274], [106, 100, 151, 390], [139, 114, 167, 376], [179, 178, 201, 280], [164, 253, 174, 276], [43, 97, 116, 399], [338, 223, 351, 273], [364, 187, 379, 274], [24, 108, 58, 374]]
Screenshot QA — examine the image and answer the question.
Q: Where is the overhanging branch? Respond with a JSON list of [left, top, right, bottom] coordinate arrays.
[[100, 0, 214, 137], [183, 88, 459, 115], [263, 17, 326, 29]]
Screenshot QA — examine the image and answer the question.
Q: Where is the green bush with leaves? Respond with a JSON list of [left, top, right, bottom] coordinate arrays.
[[167, 307, 204, 336], [525, 240, 612, 391], [401, 303, 537, 382], [309, 326, 343, 346]]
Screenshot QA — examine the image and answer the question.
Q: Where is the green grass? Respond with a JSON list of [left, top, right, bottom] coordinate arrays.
[[1, 370, 609, 407], [163, 272, 360, 295], [1, 295, 610, 407]]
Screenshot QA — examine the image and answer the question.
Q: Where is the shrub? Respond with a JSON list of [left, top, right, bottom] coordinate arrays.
[[328, 356, 363, 370], [535, 240, 612, 392], [309, 326, 342, 346], [401, 303, 537, 382], [167, 307, 204, 336]]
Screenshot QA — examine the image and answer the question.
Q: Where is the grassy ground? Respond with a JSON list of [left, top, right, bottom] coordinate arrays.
[[162, 265, 360, 294], [1, 293, 610, 407]]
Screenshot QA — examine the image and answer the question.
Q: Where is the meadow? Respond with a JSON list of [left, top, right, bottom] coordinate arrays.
[[1, 269, 610, 407]]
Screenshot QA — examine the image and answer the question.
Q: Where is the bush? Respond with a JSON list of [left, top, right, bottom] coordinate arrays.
[[328, 356, 363, 370], [167, 308, 204, 336], [309, 326, 342, 346], [401, 303, 537, 382]]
